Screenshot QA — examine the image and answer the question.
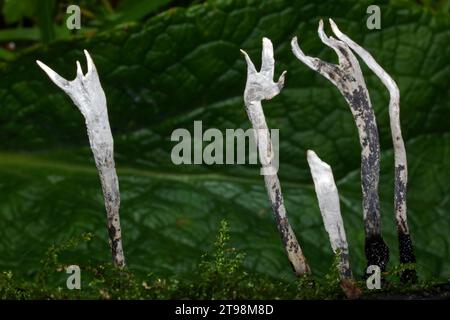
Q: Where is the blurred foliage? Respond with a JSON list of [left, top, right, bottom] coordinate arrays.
[[0, 0, 448, 298], [0, 0, 203, 59]]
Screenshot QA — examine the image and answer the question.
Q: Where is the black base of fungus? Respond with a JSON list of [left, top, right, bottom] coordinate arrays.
[[365, 235, 390, 272], [398, 231, 417, 283]]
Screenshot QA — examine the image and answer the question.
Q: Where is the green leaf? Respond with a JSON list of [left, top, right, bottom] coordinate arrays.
[[35, 0, 55, 44], [0, 0, 448, 284], [2, 0, 36, 25], [0, 27, 40, 41], [110, 0, 173, 23]]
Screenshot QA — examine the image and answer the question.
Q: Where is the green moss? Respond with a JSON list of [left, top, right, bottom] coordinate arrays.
[[0, 221, 446, 300]]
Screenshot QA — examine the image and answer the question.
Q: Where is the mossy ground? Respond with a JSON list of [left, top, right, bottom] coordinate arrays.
[[0, 221, 447, 300]]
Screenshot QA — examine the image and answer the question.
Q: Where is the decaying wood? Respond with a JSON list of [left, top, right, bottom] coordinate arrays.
[[291, 21, 389, 272], [329, 19, 416, 282], [241, 38, 310, 275], [37, 51, 126, 268]]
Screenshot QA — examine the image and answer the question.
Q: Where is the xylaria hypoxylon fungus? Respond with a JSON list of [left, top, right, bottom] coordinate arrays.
[[307, 150, 352, 279], [329, 19, 416, 282], [291, 20, 389, 272], [36, 50, 126, 268], [307, 150, 361, 299], [241, 38, 310, 275], [31, 20, 416, 286]]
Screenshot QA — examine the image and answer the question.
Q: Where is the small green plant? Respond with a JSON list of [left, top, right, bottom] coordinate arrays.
[[296, 252, 343, 300], [37, 232, 93, 286], [0, 271, 31, 299], [84, 263, 142, 299], [196, 219, 246, 299]]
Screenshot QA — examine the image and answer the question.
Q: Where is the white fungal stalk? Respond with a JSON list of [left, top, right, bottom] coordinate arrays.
[[307, 150, 351, 280], [241, 38, 310, 275], [307, 150, 361, 298], [36, 51, 126, 268], [291, 20, 389, 271], [329, 19, 416, 281]]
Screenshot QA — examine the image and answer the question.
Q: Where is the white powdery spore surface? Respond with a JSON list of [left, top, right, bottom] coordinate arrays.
[[307, 150, 353, 279]]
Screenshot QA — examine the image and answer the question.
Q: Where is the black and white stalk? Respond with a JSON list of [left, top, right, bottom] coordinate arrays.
[[241, 38, 310, 275], [36, 51, 126, 268], [329, 19, 416, 282], [291, 21, 389, 272], [307, 150, 352, 279], [307, 150, 361, 298]]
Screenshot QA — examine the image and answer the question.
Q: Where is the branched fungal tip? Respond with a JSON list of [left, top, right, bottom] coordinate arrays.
[[241, 38, 286, 102], [293, 19, 389, 272], [241, 38, 310, 275], [36, 50, 125, 268]]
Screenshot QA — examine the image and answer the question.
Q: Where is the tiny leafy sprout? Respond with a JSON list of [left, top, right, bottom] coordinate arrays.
[[84, 263, 140, 299], [199, 220, 245, 278], [0, 271, 29, 300], [37, 232, 93, 286], [296, 259, 342, 300], [296, 251, 363, 300], [198, 220, 247, 299]]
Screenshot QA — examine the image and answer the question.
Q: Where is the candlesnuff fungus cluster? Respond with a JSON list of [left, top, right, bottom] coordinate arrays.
[[328, 20, 416, 282], [241, 19, 416, 288], [240, 37, 358, 297], [292, 20, 389, 273], [36, 51, 126, 268], [33, 20, 415, 291], [291, 19, 417, 280]]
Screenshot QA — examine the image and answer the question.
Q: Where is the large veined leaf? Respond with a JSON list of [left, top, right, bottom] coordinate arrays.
[[0, 0, 448, 282]]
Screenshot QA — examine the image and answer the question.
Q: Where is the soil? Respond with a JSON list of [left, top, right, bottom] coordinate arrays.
[[367, 283, 450, 300]]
